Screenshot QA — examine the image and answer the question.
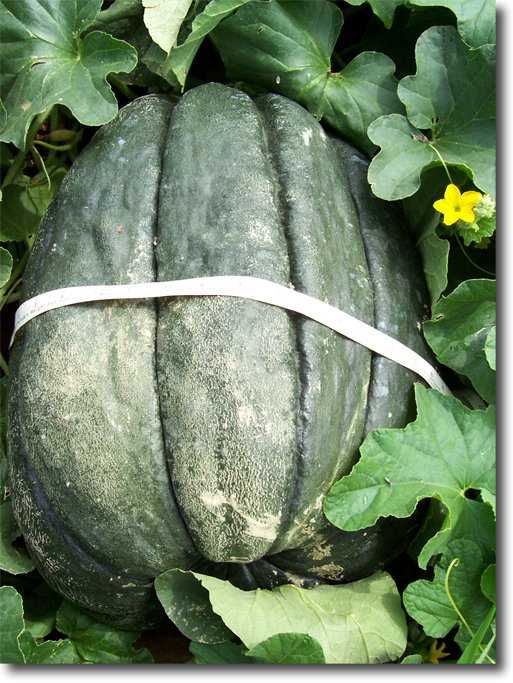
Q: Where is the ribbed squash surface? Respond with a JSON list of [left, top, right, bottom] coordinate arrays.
[[7, 84, 430, 629]]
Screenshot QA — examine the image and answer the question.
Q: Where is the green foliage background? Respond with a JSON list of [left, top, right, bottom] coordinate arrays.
[[0, 0, 496, 665]]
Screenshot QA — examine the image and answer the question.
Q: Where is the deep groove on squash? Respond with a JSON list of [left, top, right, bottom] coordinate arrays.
[[253, 97, 306, 555]]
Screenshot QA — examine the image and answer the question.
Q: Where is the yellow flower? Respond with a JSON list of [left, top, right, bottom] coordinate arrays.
[[426, 639, 451, 664], [433, 184, 482, 226]]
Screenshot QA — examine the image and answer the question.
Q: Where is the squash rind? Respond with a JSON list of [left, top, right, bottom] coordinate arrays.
[[7, 84, 432, 629]]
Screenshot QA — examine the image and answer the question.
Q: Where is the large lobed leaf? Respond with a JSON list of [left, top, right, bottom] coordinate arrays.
[[411, 0, 496, 48], [0, 0, 137, 149], [155, 568, 408, 664], [215, 0, 404, 154], [368, 25, 495, 200], [324, 384, 495, 569]]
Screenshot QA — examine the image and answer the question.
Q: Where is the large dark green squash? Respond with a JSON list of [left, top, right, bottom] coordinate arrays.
[[7, 83, 432, 630]]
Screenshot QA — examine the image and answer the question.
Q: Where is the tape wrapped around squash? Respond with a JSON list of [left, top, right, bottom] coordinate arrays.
[[7, 83, 432, 630]]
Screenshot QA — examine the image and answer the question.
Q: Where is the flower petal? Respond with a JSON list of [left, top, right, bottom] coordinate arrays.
[[458, 207, 476, 223], [460, 190, 482, 209], [433, 197, 460, 224], [444, 183, 461, 205], [433, 198, 450, 213], [442, 212, 461, 226]]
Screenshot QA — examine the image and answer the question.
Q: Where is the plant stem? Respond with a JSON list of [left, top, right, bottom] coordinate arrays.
[[0, 352, 9, 376], [47, 107, 60, 160], [331, 50, 346, 69], [0, 277, 22, 311], [445, 559, 474, 635], [455, 234, 495, 276], [1, 108, 54, 190], [428, 143, 453, 184], [4, 290, 21, 304], [2, 148, 27, 190], [445, 559, 495, 664], [107, 74, 138, 101], [32, 139, 78, 152], [30, 145, 52, 192]]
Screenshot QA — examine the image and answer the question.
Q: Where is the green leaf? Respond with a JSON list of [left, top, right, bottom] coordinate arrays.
[[368, 114, 441, 200], [155, 567, 233, 644], [190, 640, 252, 664], [480, 563, 495, 604], [0, 162, 68, 242], [246, 633, 326, 664], [358, 3, 457, 82], [216, 0, 404, 154], [55, 600, 153, 663], [423, 279, 496, 404], [86, 0, 162, 88], [0, 586, 25, 663], [191, 633, 326, 664], [343, 0, 405, 29], [0, 246, 13, 288], [144, 0, 254, 89], [410, 0, 496, 48], [0, 585, 75, 663], [23, 582, 63, 639], [324, 384, 496, 568], [368, 26, 495, 200], [0, 0, 138, 149], [484, 324, 496, 370], [479, 485, 495, 516], [401, 653, 423, 663], [0, 460, 37, 574], [403, 540, 494, 649], [143, 0, 194, 53], [454, 215, 496, 247], [157, 569, 408, 664], [0, 499, 37, 575], [17, 630, 76, 664]]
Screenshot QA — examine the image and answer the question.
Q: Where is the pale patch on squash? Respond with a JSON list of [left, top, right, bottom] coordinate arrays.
[[314, 493, 324, 510], [309, 562, 345, 581], [247, 219, 274, 244], [199, 490, 281, 542], [237, 404, 257, 427], [199, 490, 229, 509], [284, 571, 313, 588], [302, 127, 313, 146], [308, 543, 332, 561]]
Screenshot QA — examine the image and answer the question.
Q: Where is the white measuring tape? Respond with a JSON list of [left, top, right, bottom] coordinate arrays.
[[10, 275, 451, 395]]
